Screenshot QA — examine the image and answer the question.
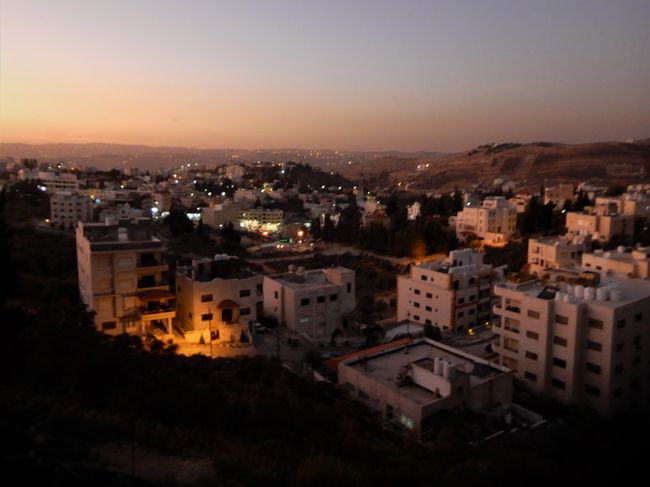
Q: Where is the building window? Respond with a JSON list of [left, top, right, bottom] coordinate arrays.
[[526, 330, 539, 340], [347, 283, 351, 293], [634, 312, 643, 322], [102, 321, 117, 331], [586, 362, 601, 374], [615, 364, 624, 375], [469, 295, 476, 301], [616, 342, 624, 352], [425, 306, 432, 312], [525, 351, 538, 360], [553, 336, 567, 347], [453, 280, 459, 290], [240, 289, 251, 297], [458, 297, 465, 304], [201, 313, 213, 321], [524, 371, 537, 382], [240, 307, 251, 316], [256, 284, 263, 296], [527, 310, 540, 319], [553, 357, 566, 368], [414, 289, 421, 295], [413, 315, 420, 321], [425, 319, 432, 325], [614, 387, 622, 398], [587, 340, 602, 352], [317, 295, 325, 303], [617, 319, 626, 329], [632, 356, 640, 366], [274, 291, 278, 299], [585, 385, 600, 397], [426, 292, 432, 299], [201, 294, 213, 302], [457, 311, 464, 318], [588, 318, 604, 329], [555, 314, 569, 325], [414, 302, 420, 308], [552, 378, 565, 390], [469, 278, 476, 285], [330, 294, 338, 301], [300, 298, 310, 306], [421, 275, 427, 281]]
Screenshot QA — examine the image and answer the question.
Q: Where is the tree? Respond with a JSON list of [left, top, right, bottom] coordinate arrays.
[[164, 207, 193, 236]]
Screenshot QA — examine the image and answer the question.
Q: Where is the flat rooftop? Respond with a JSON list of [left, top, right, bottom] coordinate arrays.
[[268, 267, 350, 289], [343, 339, 508, 406]]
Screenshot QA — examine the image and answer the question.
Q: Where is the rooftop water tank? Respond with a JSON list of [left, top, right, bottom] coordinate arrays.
[[574, 285, 585, 299], [617, 245, 625, 254], [434, 357, 444, 375], [610, 288, 623, 301], [584, 287, 595, 300]]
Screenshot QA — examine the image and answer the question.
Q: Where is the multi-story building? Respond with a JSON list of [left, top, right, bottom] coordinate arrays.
[[565, 206, 634, 244], [175, 255, 263, 346], [238, 208, 283, 234], [544, 183, 574, 206], [50, 191, 93, 230], [582, 246, 650, 279], [527, 235, 591, 276], [455, 196, 517, 245], [39, 171, 79, 192], [263, 266, 355, 339], [492, 270, 650, 415], [397, 249, 497, 332], [76, 217, 175, 336], [337, 338, 513, 437]]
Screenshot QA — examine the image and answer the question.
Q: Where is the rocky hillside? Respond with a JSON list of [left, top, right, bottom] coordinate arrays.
[[339, 140, 650, 191]]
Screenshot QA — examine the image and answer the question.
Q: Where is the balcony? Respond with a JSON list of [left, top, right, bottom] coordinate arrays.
[[140, 304, 176, 315], [137, 278, 169, 290], [505, 305, 521, 313]]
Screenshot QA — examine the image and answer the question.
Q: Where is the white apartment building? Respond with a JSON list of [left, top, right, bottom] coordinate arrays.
[[263, 266, 355, 340], [455, 196, 517, 245], [493, 270, 650, 415], [528, 235, 591, 276], [39, 171, 79, 192], [338, 338, 513, 437], [238, 208, 283, 234], [582, 246, 650, 279], [175, 255, 263, 347], [397, 249, 496, 332], [565, 206, 634, 244], [76, 218, 175, 336], [224, 164, 246, 183], [50, 191, 93, 230]]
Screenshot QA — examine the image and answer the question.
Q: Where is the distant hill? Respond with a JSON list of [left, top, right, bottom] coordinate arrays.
[[336, 140, 650, 191], [0, 142, 439, 172]]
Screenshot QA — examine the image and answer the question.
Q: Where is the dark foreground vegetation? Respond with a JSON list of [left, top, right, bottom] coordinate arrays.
[[2, 191, 650, 486]]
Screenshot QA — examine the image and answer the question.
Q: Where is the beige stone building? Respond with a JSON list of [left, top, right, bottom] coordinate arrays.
[[338, 338, 513, 437], [50, 191, 93, 230], [527, 235, 590, 276], [565, 206, 634, 243], [493, 270, 650, 415], [455, 196, 517, 245], [263, 266, 355, 339], [175, 255, 263, 346], [544, 183, 574, 206], [76, 218, 175, 336], [397, 249, 496, 332], [582, 246, 650, 279]]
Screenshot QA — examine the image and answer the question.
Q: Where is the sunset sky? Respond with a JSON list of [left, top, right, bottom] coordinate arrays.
[[1, 0, 648, 151]]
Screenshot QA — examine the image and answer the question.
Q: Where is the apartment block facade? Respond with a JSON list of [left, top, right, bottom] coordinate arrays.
[[50, 191, 93, 230], [493, 271, 650, 415], [175, 255, 263, 345], [397, 249, 496, 332], [263, 266, 355, 339], [455, 196, 517, 245], [76, 218, 175, 336], [527, 235, 590, 276]]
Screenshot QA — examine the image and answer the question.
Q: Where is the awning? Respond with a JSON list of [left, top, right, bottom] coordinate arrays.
[[217, 299, 239, 309], [120, 307, 142, 322]]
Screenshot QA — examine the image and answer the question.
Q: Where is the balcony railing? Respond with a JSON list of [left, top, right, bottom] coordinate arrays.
[[138, 260, 163, 268], [137, 279, 169, 289], [140, 305, 175, 314], [505, 305, 521, 313]]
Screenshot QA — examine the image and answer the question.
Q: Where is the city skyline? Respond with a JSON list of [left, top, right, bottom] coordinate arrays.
[[1, 0, 649, 152]]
